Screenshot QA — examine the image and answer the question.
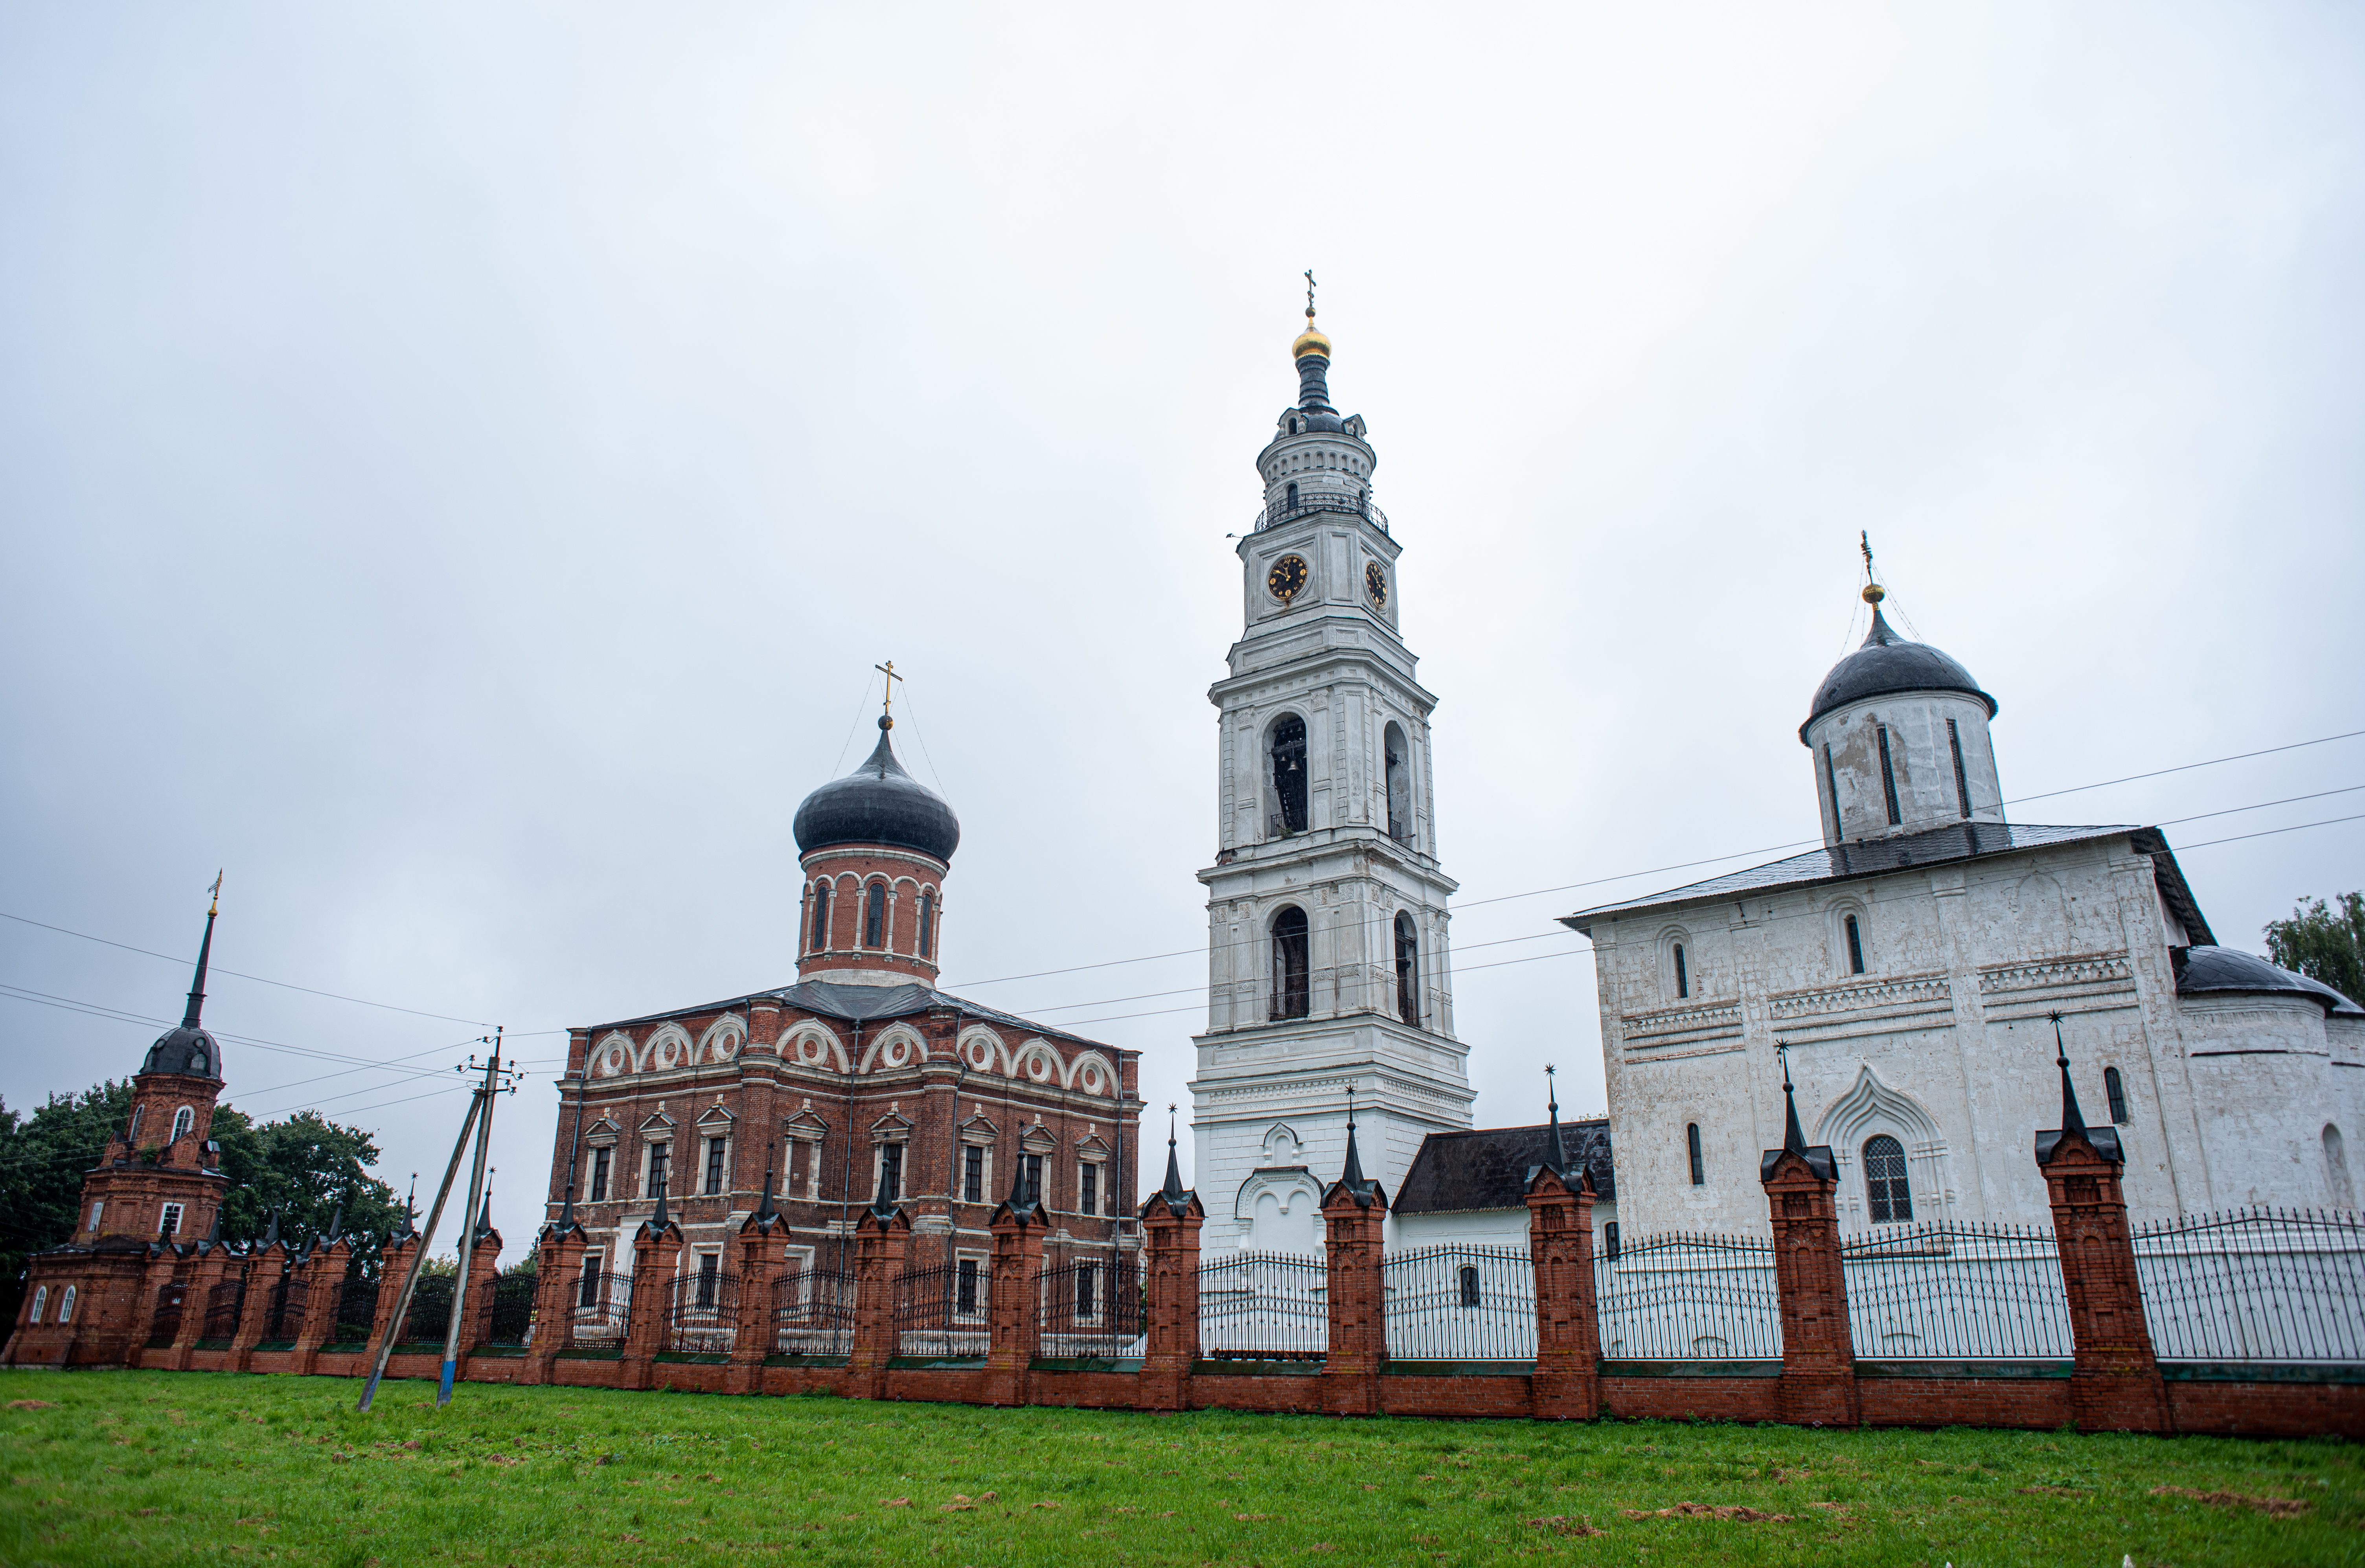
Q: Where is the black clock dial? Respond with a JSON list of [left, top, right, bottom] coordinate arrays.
[[1365, 562, 1388, 607], [1267, 554, 1309, 603]]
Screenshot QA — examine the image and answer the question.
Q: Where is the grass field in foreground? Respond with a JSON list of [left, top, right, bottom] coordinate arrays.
[[0, 1371, 2358, 1566]]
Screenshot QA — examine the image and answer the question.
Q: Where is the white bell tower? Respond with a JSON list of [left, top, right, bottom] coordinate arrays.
[[1188, 293, 1473, 1252]]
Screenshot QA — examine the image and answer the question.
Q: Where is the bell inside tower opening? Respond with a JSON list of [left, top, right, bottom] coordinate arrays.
[[1269, 714, 1308, 835]]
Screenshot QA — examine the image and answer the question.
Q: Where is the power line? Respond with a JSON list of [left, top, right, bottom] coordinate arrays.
[[2176, 812, 2365, 853]]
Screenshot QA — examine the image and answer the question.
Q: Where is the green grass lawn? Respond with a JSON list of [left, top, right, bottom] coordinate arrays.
[[1, 1371, 2357, 1566]]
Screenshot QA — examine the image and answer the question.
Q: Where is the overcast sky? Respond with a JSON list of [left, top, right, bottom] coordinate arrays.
[[4, 5, 2360, 1244]]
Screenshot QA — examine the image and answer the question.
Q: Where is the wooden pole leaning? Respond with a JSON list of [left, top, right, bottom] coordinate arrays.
[[357, 1089, 483, 1413], [439, 1035, 505, 1407]]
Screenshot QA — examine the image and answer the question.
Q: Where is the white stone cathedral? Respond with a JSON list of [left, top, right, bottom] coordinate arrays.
[[1187, 311, 1477, 1252]]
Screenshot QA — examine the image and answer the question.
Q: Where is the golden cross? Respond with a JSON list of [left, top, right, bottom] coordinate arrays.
[[874, 660, 904, 719], [1304, 269, 1317, 324]]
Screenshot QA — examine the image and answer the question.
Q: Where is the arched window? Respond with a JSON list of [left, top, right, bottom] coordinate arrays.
[[1845, 914, 1865, 975], [1285, 480, 1299, 510], [1603, 1221, 1621, 1260], [1383, 723, 1411, 842], [2104, 1066, 2128, 1125], [58, 1285, 75, 1324], [1458, 1265, 1481, 1308], [170, 1107, 194, 1143], [1270, 906, 1311, 1021], [1686, 1123, 1705, 1186], [1876, 725, 1902, 826], [918, 893, 935, 958], [1674, 943, 1689, 999], [127, 1105, 144, 1143], [810, 883, 832, 952], [864, 882, 887, 949], [190, 1046, 207, 1074], [28, 1285, 47, 1323], [1394, 912, 1420, 1026], [1864, 1135, 1912, 1224], [1269, 715, 1308, 835], [2326, 1125, 2356, 1209]]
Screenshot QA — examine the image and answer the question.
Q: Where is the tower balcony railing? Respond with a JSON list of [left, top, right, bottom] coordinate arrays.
[[1252, 492, 1390, 536]]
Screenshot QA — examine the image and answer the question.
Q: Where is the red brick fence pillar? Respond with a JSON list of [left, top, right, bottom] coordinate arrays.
[[983, 1194, 1043, 1407], [368, 1231, 416, 1354], [2037, 1029, 2170, 1433], [228, 1240, 279, 1372], [1761, 1074, 1859, 1426], [1526, 1158, 1601, 1421], [1138, 1134, 1204, 1413], [1320, 1121, 1388, 1417], [291, 1237, 350, 1374], [850, 1200, 913, 1402], [730, 1183, 787, 1395], [521, 1217, 586, 1386], [169, 1232, 231, 1370], [620, 1212, 683, 1392]]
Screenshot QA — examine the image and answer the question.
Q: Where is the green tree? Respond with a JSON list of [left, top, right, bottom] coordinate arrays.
[[0, 1081, 135, 1327], [210, 1107, 405, 1274], [2265, 891, 2365, 1005]]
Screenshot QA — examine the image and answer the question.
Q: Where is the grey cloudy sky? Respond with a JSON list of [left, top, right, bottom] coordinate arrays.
[[4, 5, 2360, 1240]]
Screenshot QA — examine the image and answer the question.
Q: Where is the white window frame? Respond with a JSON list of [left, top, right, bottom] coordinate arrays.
[[642, 1139, 673, 1200], [587, 1144, 614, 1202], [159, 1203, 184, 1238], [87, 1200, 104, 1233], [958, 1139, 993, 1206], [58, 1285, 76, 1324], [872, 1137, 910, 1202], [170, 1107, 194, 1142], [701, 1133, 732, 1197], [28, 1285, 46, 1324], [1076, 1160, 1105, 1217], [953, 1248, 989, 1321]]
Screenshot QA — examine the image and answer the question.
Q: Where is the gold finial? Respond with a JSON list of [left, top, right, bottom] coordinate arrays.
[[874, 660, 904, 727], [207, 870, 223, 916], [1859, 531, 1885, 604], [1293, 269, 1331, 360]]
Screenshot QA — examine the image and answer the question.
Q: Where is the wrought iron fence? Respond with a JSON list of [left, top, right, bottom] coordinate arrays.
[[1383, 1243, 1536, 1362], [403, 1273, 455, 1345], [572, 1271, 634, 1342], [331, 1276, 379, 1343], [148, 1281, 186, 1347], [1841, 1222, 2073, 1360], [488, 1274, 538, 1346], [773, 1265, 852, 1357], [1252, 492, 1390, 536], [1594, 1230, 1782, 1360], [1036, 1254, 1143, 1360], [2133, 1207, 2365, 1363], [259, 1272, 309, 1342], [667, 1268, 739, 1354], [200, 1277, 245, 1343], [1198, 1250, 1328, 1359], [896, 1262, 988, 1360]]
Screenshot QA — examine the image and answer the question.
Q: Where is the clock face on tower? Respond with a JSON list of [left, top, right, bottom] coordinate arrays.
[[1266, 554, 1309, 604], [1365, 562, 1388, 607]]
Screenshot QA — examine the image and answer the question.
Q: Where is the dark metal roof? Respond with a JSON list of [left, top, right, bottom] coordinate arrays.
[[1562, 823, 2214, 942], [1394, 1119, 1615, 1215], [2177, 946, 2360, 1016], [1801, 606, 1995, 743], [584, 978, 1113, 1050], [792, 720, 960, 864], [141, 1025, 221, 1080]]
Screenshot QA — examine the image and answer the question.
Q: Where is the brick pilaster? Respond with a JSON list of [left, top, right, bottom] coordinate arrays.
[[620, 1220, 683, 1391], [522, 1224, 587, 1386], [369, 1234, 417, 1353], [227, 1248, 276, 1371], [124, 1245, 179, 1368], [169, 1241, 230, 1369], [2040, 1121, 2170, 1432], [1526, 1165, 1601, 1420], [291, 1241, 350, 1374], [730, 1211, 786, 1395], [1320, 1178, 1388, 1416], [457, 1224, 503, 1358], [1138, 1185, 1204, 1412], [1761, 1142, 1859, 1427], [983, 1201, 1043, 1406], [850, 1205, 914, 1401]]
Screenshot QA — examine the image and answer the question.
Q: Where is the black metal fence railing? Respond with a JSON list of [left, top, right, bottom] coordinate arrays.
[[403, 1274, 455, 1346], [667, 1269, 739, 1354], [488, 1274, 538, 1346], [200, 1277, 245, 1344], [773, 1266, 852, 1357], [1594, 1230, 1782, 1360], [572, 1272, 633, 1343], [896, 1262, 988, 1360], [148, 1282, 186, 1347], [259, 1273, 309, 1343], [2133, 1207, 2365, 1363], [1383, 1243, 1536, 1362], [1251, 492, 1391, 536], [1036, 1255, 1143, 1361], [1198, 1250, 1328, 1360], [331, 1276, 379, 1344], [1841, 1221, 2073, 1360]]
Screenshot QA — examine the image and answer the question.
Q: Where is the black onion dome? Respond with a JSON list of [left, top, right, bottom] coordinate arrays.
[[142, 1026, 223, 1079], [792, 720, 960, 863], [2178, 946, 2358, 1017], [1800, 604, 1997, 743]]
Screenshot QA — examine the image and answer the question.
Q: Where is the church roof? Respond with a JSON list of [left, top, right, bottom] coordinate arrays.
[[585, 978, 1113, 1050], [2176, 945, 2363, 1016], [1560, 822, 2216, 945], [1801, 603, 1995, 743], [1394, 1118, 1615, 1214], [792, 720, 960, 864]]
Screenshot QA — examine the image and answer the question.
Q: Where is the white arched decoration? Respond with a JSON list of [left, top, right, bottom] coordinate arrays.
[[1813, 1063, 1955, 1232], [955, 1026, 1007, 1075], [780, 1022, 850, 1073], [646, 1022, 695, 1074], [1262, 1123, 1303, 1164], [1066, 1050, 1118, 1097], [859, 1024, 929, 1075], [1233, 1167, 1322, 1254], [590, 1031, 638, 1080], [1013, 1039, 1062, 1088], [697, 1014, 746, 1064]]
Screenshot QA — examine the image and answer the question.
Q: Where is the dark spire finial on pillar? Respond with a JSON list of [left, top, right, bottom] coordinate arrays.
[[476, 1186, 495, 1238], [1161, 1103, 1186, 1206], [182, 873, 223, 1029], [1779, 1042, 1809, 1156], [651, 1175, 670, 1233], [325, 1202, 344, 1244], [401, 1173, 417, 1237], [754, 1166, 777, 1224], [261, 1208, 280, 1247], [556, 1180, 576, 1232], [1542, 1064, 1569, 1177], [1339, 1085, 1369, 1191], [2052, 1011, 2088, 1136]]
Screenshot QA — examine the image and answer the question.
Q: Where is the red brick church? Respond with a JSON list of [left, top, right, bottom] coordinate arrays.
[[540, 705, 1142, 1329]]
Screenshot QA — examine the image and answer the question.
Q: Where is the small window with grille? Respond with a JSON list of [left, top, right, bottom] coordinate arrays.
[[1458, 1265, 1481, 1308], [956, 1257, 980, 1315], [1079, 1162, 1098, 1216], [1864, 1135, 1913, 1224], [1076, 1263, 1098, 1321], [963, 1145, 984, 1204], [578, 1253, 601, 1309]]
